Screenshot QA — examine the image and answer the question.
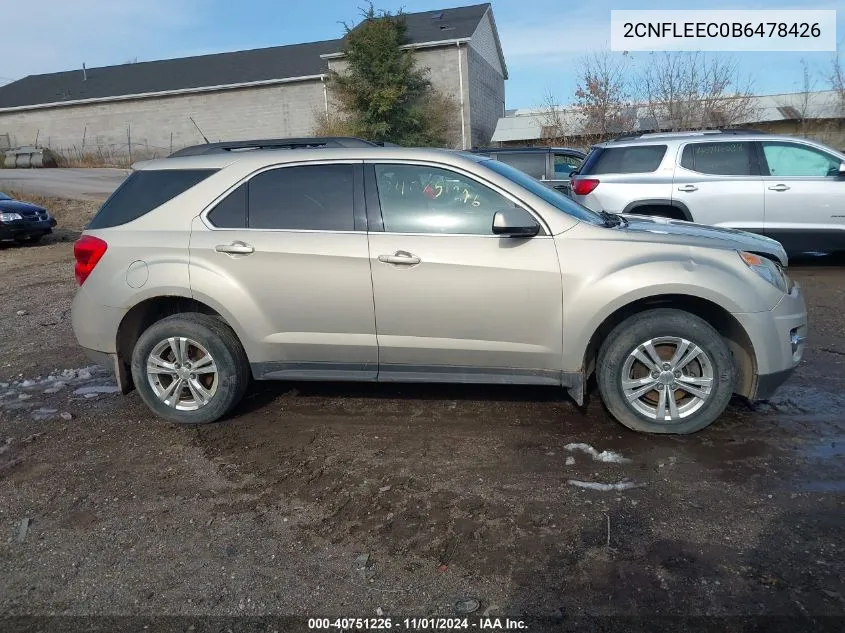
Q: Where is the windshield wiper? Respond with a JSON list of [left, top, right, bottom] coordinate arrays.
[[600, 210, 627, 228]]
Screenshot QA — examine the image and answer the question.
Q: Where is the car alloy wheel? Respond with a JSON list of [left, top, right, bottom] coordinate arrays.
[[620, 336, 714, 423], [146, 336, 219, 411]]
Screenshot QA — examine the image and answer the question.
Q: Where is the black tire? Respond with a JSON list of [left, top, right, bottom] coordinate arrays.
[[130, 313, 250, 425], [596, 308, 735, 434]]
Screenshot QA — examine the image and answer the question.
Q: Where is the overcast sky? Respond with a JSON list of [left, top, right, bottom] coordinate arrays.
[[1, 0, 842, 108]]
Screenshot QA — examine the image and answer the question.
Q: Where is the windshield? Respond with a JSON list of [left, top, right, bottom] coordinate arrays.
[[0, 192, 11, 201], [479, 159, 604, 225]]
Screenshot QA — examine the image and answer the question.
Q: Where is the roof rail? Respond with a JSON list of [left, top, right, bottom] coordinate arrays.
[[169, 136, 380, 157], [609, 128, 766, 142]]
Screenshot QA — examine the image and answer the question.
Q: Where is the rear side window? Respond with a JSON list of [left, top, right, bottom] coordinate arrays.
[[580, 145, 666, 175], [207, 184, 247, 228], [680, 142, 754, 176], [494, 153, 547, 179], [248, 165, 354, 231], [87, 169, 216, 229]]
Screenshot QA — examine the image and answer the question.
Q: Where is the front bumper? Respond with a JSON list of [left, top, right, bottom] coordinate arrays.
[[0, 217, 56, 239], [732, 282, 808, 401]]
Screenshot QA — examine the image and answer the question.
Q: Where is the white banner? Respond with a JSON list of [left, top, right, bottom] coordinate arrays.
[[611, 9, 837, 52]]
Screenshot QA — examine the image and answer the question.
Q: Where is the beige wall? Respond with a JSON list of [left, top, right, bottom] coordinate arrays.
[[749, 120, 845, 151], [0, 80, 326, 161]]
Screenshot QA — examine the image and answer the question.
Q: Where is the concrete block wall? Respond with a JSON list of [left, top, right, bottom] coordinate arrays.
[[0, 80, 327, 160], [467, 46, 504, 147], [415, 46, 471, 149]]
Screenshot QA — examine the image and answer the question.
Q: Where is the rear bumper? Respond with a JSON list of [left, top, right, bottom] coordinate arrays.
[[71, 286, 126, 354], [0, 218, 56, 239], [732, 283, 808, 401]]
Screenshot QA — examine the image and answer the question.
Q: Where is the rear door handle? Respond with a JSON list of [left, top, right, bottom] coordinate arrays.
[[768, 184, 791, 192], [378, 251, 421, 265], [215, 241, 254, 255], [677, 185, 698, 192]]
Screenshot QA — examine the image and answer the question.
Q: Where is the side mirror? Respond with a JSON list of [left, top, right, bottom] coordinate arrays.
[[492, 208, 541, 237]]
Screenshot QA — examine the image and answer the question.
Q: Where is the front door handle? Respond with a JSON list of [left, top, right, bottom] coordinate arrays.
[[677, 185, 698, 192], [378, 250, 421, 265], [215, 241, 255, 255], [768, 184, 791, 192]]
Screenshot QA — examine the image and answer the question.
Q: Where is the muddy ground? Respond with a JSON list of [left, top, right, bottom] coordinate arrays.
[[0, 196, 843, 630]]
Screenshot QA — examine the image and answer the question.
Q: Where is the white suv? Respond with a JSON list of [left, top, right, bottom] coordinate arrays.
[[571, 130, 845, 256]]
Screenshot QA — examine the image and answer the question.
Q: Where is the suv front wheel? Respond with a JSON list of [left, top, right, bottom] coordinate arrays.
[[597, 309, 735, 434], [130, 313, 250, 425]]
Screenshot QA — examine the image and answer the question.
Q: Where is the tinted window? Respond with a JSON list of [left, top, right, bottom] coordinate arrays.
[[761, 142, 841, 177], [88, 169, 217, 229], [554, 153, 583, 176], [494, 153, 547, 179], [580, 145, 666, 175], [374, 164, 515, 235], [680, 142, 754, 176], [248, 165, 354, 231], [207, 184, 247, 228], [0, 192, 11, 201]]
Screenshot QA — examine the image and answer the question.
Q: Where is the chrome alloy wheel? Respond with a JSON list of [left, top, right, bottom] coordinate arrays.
[[621, 336, 714, 422], [146, 337, 218, 411]]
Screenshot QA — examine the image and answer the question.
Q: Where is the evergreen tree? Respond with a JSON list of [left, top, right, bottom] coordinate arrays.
[[315, 6, 458, 147]]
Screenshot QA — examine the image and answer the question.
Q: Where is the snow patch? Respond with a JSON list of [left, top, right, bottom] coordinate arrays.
[[73, 385, 120, 396], [564, 443, 631, 464], [568, 479, 643, 491]]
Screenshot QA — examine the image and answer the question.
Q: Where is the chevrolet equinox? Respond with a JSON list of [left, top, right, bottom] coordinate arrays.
[[71, 137, 808, 434]]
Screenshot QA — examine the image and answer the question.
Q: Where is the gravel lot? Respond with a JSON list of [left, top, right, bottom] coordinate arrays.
[[0, 196, 843, 629]]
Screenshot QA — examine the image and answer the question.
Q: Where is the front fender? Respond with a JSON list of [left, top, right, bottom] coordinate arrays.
[[557, 239, 779, 371]]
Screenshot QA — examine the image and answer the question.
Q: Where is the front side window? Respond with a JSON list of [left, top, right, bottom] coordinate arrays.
[[494, 153, 547, 179], [680, 142, 754, 176], [480, 159, 604, 225], [761, 142, 841, 177], [248, 164, 355, 231], [374, 164, 516, 235], [554, 153, 583, 176]]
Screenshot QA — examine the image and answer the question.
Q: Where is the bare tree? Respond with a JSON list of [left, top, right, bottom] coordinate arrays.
[[572, 51, 637, 143], [537, 90, 571, 147], [830, 50, 845, 115], [642, 52, 755, 131], [785, 59, 816, 138]]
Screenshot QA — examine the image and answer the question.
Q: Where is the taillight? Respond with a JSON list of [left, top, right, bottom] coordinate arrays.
[[74, 235, 108, 285], [571, 177, 600, 196]]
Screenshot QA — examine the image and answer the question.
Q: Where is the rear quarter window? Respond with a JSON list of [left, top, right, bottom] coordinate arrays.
[[87, 169, 217, 229], [580, 145, 667, 175], [494, 152, 547, 180]]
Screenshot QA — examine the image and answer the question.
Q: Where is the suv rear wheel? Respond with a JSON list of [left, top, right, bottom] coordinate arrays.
[[130, 313, 250, 425], [597, 309, 735, 434]]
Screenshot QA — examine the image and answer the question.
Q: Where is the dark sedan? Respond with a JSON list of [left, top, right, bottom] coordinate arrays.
[[0, 192, 57, 243]]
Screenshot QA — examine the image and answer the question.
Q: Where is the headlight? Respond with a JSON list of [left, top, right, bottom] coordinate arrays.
[[0, 212, 23, 222], [739, 251, 788, 293]]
